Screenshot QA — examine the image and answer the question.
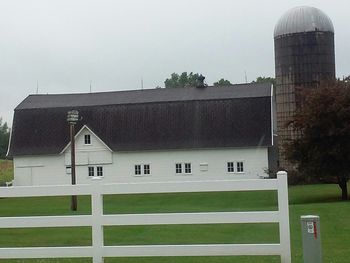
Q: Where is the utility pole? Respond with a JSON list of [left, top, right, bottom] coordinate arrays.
[[67, 110, 79, 211]]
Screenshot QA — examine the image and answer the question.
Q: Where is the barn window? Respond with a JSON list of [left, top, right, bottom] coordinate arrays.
[[175, 163, 182, 174], [134, 165, 141, 175], [134, 164, 151, 176], [84, 134, 91, 145], [237, 162, 244, 173], [97, 166, 103, 177], [176, 163, 192, 175], [144, 164, 150, 175], [88, 166, 94, 177], [227, 162, 235, 173], [184, 163, 192, 174]]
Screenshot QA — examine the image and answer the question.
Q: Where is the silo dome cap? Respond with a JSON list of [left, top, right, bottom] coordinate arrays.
[[274, 6, 334, 38]]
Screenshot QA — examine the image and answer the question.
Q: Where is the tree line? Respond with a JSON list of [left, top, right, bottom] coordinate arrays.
[[164, 71, 274, 88], [0, 118, 10, 159]]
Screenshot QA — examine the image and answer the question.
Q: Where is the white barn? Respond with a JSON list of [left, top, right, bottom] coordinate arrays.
[[8, 83, 276, 186]]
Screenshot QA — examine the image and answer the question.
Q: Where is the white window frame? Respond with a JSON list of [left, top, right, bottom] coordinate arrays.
[[227, 161, 245, 174], [236, 161, 245, 173], [143, 164, 150, 175], [88, 166, 95, 177], [227, 161, 235, 173], [97, 166, 103, 177], [184, 163, 192, 174], [134, 164, 151, 176], [175, 163, 182, 174], [175, 162, 192, 175], [84, 134, 91, 145], [134, 165, 142, 176]]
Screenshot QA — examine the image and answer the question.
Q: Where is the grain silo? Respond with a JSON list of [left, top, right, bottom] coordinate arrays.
[[274, 6, 335, 170]]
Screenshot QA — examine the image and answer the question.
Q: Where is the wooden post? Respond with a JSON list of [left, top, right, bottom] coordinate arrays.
[[70, 123, 77, 211]]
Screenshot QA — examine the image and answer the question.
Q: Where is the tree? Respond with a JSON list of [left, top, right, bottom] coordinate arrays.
[[213, 78, 232, 86], [0, 118, 10, 159], [164, 72, 202, 88], [252, 76, 276, 86], [285, 80, 350, 200]]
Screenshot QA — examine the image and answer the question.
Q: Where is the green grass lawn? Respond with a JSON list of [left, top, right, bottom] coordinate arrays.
[[0, 159, 13, 186], [0, 179, 349, 262]]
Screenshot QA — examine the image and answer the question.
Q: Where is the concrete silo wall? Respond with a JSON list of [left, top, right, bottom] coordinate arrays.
[[274, 31, 335, 170]]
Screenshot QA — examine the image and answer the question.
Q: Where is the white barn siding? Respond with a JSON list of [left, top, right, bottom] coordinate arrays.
[[64, 128, 113, 166], [13, 147, 269, 186], [111, 147, 269, 183], [14, 155, 68, 186]]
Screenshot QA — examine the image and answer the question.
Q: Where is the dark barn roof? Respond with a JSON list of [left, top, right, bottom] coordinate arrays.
[[8, 83, 273, 156]]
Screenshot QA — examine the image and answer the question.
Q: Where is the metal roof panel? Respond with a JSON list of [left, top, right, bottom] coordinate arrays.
[[274, 6, 334, 37]]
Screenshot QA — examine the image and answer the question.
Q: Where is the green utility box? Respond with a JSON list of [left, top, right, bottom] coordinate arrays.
[[300, 215, 322, 263]]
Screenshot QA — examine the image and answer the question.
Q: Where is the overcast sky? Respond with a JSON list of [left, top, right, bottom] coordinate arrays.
[[1, 0, 349, 125]]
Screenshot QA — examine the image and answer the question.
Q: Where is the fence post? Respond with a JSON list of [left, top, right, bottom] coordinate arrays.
[[277, 171, 291, 263], [91, 177, 104, 263], [300, 215, 322, 263]]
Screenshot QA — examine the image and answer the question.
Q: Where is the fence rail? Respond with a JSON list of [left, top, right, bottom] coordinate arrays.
[[0, 171, 291, 262]]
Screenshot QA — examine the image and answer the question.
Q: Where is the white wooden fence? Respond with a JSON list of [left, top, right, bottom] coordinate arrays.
[[0, 171, 291, 262]]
